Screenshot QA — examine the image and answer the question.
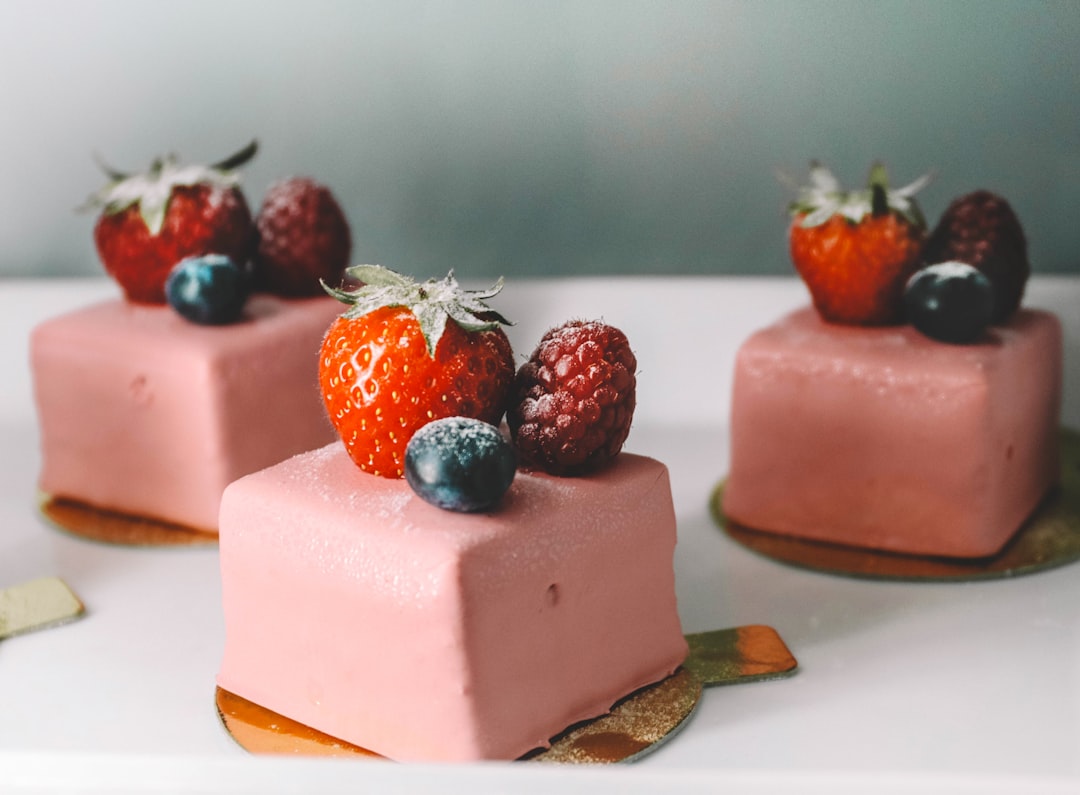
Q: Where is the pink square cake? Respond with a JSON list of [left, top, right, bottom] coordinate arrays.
[[722, 307, 1062, 558], [31, 295, 341, 533], [217, 442, 688, 762]]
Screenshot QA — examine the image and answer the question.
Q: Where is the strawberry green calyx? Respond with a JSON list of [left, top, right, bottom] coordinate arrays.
[[82, 140, 258, 236], [791, 161, 931, 229], [322, 264, 512, 356]]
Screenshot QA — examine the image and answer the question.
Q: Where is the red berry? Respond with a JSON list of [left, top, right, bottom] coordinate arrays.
[[94, 185, 254, 304], [922, 190, 1029, 323], [86, 142, 258, 304], [319, 266, 514, 478], [255, 177, 352, 297], [790, 212, 925, 325], [788, 162, 929, 325], [508, 320, 636, 476]]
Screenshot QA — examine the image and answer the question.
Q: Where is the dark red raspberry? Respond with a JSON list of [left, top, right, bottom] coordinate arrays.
[[922, 190, 1029, 323], [508, 320, 636, 476], [254, 177, 352, 296]]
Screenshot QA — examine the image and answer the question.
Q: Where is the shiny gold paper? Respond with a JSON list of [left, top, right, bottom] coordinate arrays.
[[683, 625, 798, 686], [713, 428, 1080, 581], [39, 493, 218, 547], [0, 577, 84, 639], [528, 668, 702, 764], [215, 624, 798, 764], [215, 687, 382, 759]]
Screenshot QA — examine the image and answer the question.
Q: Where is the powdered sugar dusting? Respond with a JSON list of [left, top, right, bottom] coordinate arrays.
[[411, 416, 507, 468]]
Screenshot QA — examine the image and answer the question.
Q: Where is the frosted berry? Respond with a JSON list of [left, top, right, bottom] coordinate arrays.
[[405, 417, 516, 512], [922, 190, 1029, 323], [904, 262, 995, 344], [508, 320, 636, 475], [255, 177, 352, 296], [165, 254, 249, 325]]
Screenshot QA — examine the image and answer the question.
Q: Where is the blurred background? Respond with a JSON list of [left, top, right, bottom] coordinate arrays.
[[1, 0, 1077, 281]]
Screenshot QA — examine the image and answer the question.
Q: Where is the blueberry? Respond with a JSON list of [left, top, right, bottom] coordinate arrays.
[[165, 254, 249, 325], [904, 262, 995, 344], [405, 417, 516, 513]]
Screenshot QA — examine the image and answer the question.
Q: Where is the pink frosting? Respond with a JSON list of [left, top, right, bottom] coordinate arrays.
[[723, 307, 1062, 557], [31, 295, 341, 532], [217, 444, 687, 761]]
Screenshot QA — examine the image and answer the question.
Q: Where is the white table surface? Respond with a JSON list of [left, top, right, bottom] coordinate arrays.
[[3, 276, 1080, 794]]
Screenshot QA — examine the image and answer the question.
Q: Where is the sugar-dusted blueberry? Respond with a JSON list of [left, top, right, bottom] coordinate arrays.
[[165, 254, 249, 325], [405, 417, 516, 513], [904, 261, 995, 344]]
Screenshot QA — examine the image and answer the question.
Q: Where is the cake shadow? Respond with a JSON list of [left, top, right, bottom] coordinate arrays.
[[675, 505, 939, 656]]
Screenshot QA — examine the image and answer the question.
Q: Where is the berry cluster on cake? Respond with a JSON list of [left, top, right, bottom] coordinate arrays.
[[723, 163, 1061, 559], [32, 142, 354, 536], [216, 265, 687, 761]]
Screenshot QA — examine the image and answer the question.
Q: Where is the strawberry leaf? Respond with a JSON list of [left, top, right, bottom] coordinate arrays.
[[791, 160, 930, 229], [82, 145, 253, 235], [345, 263, 413, 288], [413, 301, 451, 355], [212, 140, 258, 171], [324, 265, 512, 357]]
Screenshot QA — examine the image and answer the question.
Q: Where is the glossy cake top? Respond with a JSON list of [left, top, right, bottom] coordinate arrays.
[[748, 306, 1052, 376], [227, 443, 670, 593], [34, 295, 342, 358]]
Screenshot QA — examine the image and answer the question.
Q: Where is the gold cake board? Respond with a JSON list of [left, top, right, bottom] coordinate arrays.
[[712, 428, 1080, 582], [216, 625, 798, 764], [38, 493, 218, 547]]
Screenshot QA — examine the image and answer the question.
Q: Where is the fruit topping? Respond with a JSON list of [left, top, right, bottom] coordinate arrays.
[[904, 262, 995, 344], [165, 254, 250, 326], [404, 416, 516, 512], [788, 162, 930, 326], [84, 141, 258, 305], [254, 177, 352, 297], [319, 265, 515, 479], [922, 190, 1029, 323], [508, 320, 636, 476]]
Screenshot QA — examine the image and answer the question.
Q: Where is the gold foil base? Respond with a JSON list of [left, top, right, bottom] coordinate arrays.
[[525, 668, 701, 764], [215, 625, 797, 764], [215, 687, 382, 759], [0, 577, 84, 639], [683, 624, 798, 686], [713, 428, 1080, 582], [38, 493, 218, 547]]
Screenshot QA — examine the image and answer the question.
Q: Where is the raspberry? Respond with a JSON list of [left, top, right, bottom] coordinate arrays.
[[922, 190, 1029, 323], [255, 177, 351, 297], [508, 320, 636, 475]]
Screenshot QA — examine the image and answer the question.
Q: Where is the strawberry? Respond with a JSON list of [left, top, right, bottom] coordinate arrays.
[[922, 190, 1029, 323], [788, 162, 930, 325], [507, 320, 636, 476], [84, 141, 258, 304], [254, 177, 352, 297], [319, 265, 515, 478]]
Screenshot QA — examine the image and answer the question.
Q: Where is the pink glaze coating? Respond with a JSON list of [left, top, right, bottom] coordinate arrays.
[[31, 295, 341, 532], [723, 307, 1062, 558], [217, 444, 687, 761]]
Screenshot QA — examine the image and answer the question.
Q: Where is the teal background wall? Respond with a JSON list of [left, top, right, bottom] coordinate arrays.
[[1, 0, 1077, 281]]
